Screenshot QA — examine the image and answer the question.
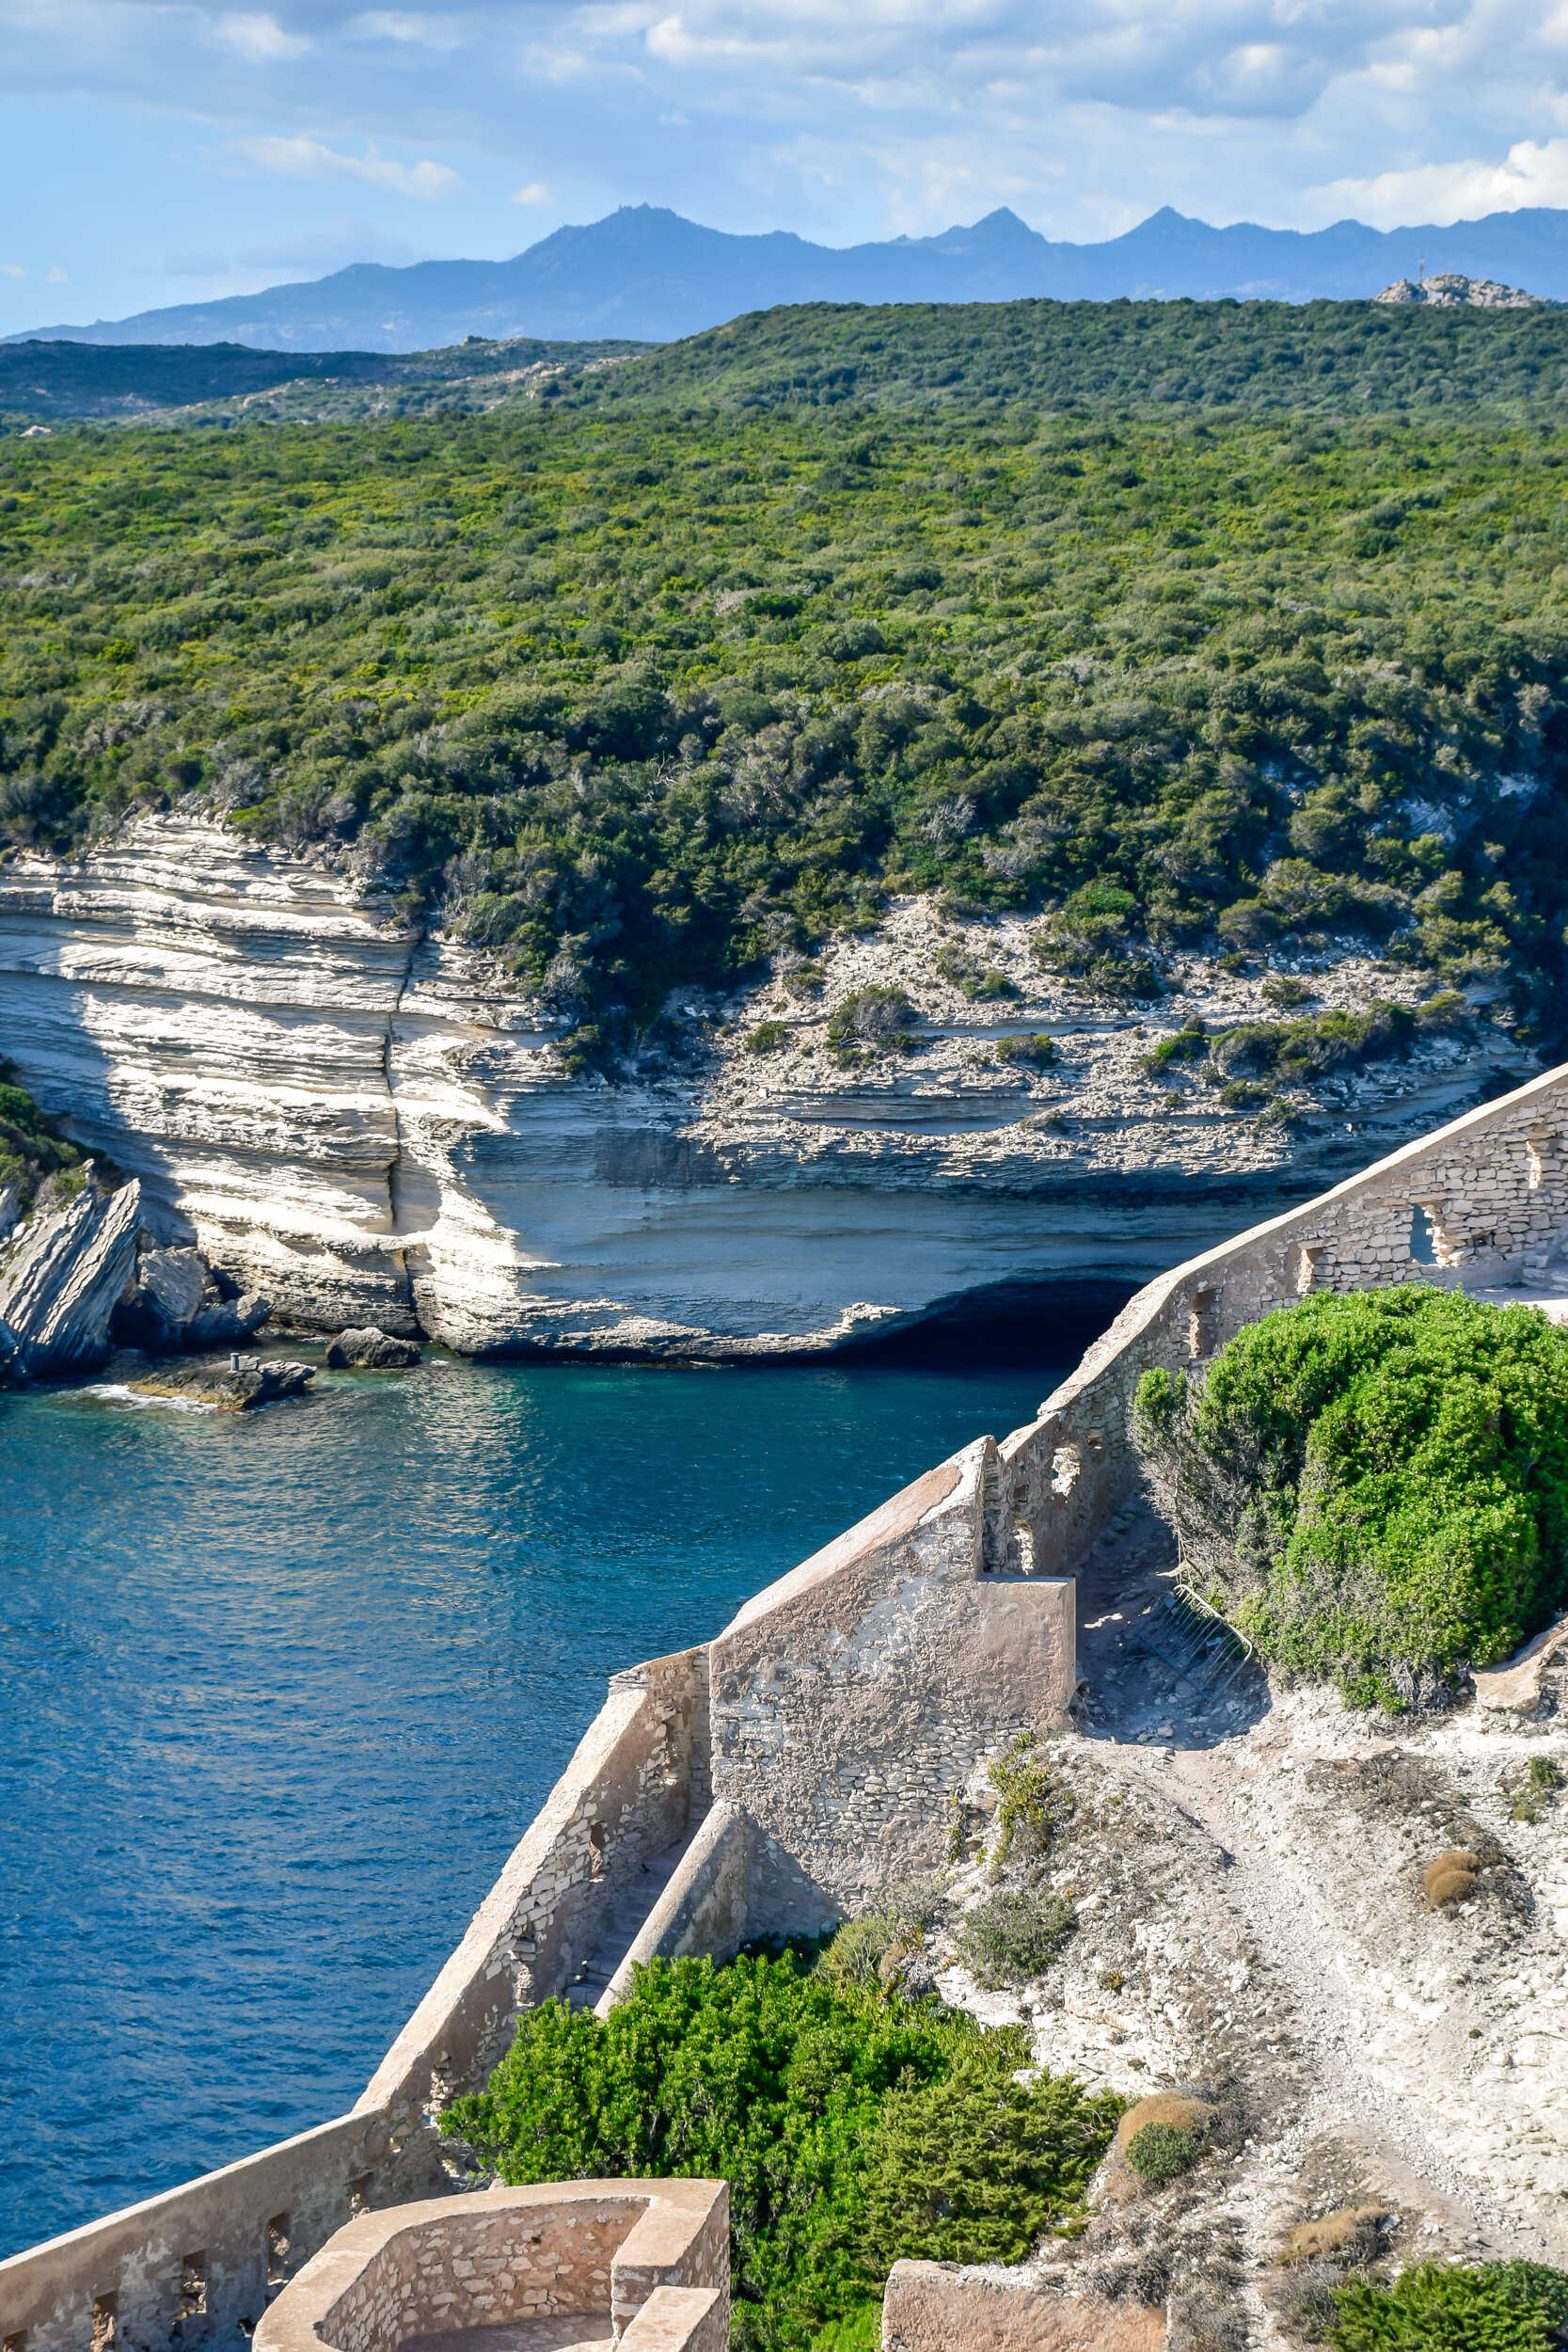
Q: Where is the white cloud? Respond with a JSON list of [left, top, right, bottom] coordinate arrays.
[[1311, 136, 1568, 229], [230, 132, 461, 195], [44, 265, 69, 281], [349, 9, 470, 48], [1, 263, 24, 278], [511, 179, 552, 203], [210, 10, 309, 61]]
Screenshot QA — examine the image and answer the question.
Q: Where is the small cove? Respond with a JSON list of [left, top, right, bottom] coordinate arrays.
[[0, 1343, 1077, 2257]]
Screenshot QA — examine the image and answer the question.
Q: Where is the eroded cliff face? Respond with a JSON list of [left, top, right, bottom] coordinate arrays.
[[0, 815, 1536, 1357]]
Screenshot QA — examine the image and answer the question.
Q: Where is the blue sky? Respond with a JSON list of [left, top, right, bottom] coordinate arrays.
[[7, 0, 1568, 335]]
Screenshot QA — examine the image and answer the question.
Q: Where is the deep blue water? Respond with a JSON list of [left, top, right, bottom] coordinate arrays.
[[0, 1346, 1072, 2258]]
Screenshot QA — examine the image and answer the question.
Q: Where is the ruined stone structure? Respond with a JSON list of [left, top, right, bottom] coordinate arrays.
[[6, 1057, 1568, 2352]]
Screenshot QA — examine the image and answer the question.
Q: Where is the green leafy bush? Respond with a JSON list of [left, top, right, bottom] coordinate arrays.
[[987, 1732, 1072, 1867], [745, 1020, 788, 1055], [439, 1943, 1119, 2352], [0, 1061, 86, 1213], [1324, 2261, 1568, 2352], [856, 2042, 1120, 2265], [995, 1032, 1055, 1068], [1125, 2120, 1207, 2185], [955, 1889, 1076, 1987], [1132, 1287, 1568, 1706], [1144, 1019, 1209, 1068], [826, 987, 920, 1051]]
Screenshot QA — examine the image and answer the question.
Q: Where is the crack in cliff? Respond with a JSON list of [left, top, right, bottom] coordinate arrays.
[[384, 925, 421, 1259]]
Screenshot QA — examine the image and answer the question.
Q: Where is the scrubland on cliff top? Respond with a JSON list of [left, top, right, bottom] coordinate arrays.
[[3, 297, 1568, 1069]]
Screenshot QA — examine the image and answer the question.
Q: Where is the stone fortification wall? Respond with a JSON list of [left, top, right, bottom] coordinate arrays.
[[253, 2182, 728, 2352], [9, 1058, 1568, 2352], [710, 1447, 1076, 1931], [358, 1645, 708, 2132], [987, 1056, 1568, 1597]]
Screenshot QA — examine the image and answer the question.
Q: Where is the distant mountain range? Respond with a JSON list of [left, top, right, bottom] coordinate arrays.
[[14, 202, 1568, 353]]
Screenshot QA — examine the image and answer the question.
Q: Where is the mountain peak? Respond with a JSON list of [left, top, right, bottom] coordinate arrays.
[[17, 200, 1568, 352]]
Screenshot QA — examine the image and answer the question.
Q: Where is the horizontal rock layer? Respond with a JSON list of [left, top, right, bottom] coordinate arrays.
[[0, 817, 1535, 1358]]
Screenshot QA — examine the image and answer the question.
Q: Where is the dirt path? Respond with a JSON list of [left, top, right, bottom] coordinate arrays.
[[934, 1500, 1568, 2332]]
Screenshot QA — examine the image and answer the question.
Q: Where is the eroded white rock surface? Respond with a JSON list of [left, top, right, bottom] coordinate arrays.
[[0, 816, 1536, 1356]]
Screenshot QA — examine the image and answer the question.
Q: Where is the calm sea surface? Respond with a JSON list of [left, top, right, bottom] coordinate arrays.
[[0, 1346, 1075, 2257]]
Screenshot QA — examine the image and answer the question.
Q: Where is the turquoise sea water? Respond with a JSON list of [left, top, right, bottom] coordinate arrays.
[[0, 1345, 1075, 2258]]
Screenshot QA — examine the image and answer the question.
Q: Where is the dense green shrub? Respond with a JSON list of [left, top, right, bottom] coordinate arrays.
[[1132, 1287, 1568, 1707], [994, 1031, 1055, 1068], [440, 1943, 1120, 2352], [1125, 2120, 1207, 2185], [745, 1020, 788, 1054], [855, 2042, 1117, 2265], [6, 391, 1568, 1059], [955, 1889, 1076, 1986], [1324, 2261, 1568, 2352]]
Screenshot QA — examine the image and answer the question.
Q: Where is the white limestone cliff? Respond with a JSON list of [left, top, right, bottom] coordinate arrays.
[[0, 814, 1536, 1358], [0, 1175, 143, 1376]]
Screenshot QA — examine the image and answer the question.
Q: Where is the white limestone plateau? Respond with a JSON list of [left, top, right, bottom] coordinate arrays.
[[0, 815, 1536, 1359]]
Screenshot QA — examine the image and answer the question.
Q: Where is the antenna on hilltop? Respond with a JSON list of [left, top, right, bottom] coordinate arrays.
[[1418, 250, 1425, 287]]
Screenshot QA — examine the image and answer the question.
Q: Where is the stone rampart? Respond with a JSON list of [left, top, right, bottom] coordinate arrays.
[[9, 1061, 1568, 2352], [710, 1446, 1076, 1931], [986, 1057, 1568, 1593]]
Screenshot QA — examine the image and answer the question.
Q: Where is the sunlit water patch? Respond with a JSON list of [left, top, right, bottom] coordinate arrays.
[[0, 1345, 1075, 2254]]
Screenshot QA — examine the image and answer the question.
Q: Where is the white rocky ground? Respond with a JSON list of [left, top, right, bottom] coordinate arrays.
[[908, 1506, 1568, 2346]]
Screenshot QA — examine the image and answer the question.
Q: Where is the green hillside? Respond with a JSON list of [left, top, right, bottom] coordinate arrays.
[[4, 314, 1568, 1058], [587, 296, 1568, 419]]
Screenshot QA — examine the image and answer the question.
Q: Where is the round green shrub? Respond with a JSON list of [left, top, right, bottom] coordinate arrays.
[[1125, 2119, 1206, 2185], [955, 1888, 1075, 1987], [745, 1019, 788, 1054], [1132, 1286, 1568, 1706]]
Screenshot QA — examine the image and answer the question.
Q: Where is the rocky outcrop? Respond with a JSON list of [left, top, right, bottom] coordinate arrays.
[[0, 1174, 142, 1377], [127, 1355, 315, 1411], [1374, 272, 1549, 308], [324, 1326, 421, 1368], [113, 1243, 272, 1354], [0, 816, 1537, 1359]]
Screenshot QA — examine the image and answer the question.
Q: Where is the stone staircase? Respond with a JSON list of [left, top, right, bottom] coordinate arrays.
[[565, 1833, 699, 2010]]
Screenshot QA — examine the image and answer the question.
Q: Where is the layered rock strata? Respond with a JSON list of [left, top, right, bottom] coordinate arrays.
[[0, 1174, 141, 1376], [0, 816, 1536, 1358]]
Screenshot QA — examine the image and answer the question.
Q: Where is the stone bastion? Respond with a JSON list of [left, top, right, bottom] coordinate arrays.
[[5, 1056, 1568, 2352]]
